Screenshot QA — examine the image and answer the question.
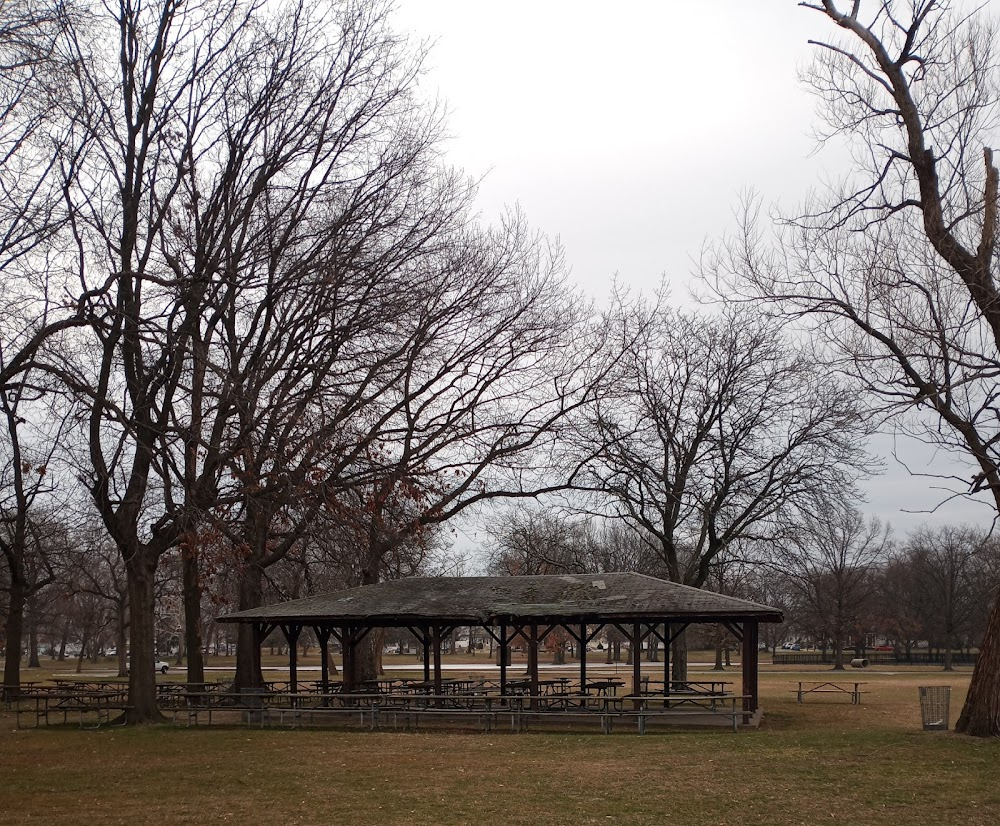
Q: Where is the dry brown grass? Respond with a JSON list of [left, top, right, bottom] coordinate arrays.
[[2, 663, 997, 826]]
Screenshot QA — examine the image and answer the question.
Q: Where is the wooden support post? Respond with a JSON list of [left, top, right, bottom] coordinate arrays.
[[579, 622, 587, 693], [742, 620, 759, 719], [281, 624, 302, 694], [432, 626, 443, 696], [632, 622, 642, 710], [663, 622, 671, 696], [317, 627, 331, 693], [342, 628, 354, 694], [499, 620, 508, 695], [528, 623, 539, 708], [422, 629, 431, 682]]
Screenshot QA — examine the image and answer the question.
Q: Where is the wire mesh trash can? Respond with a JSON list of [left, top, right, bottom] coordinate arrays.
[[918, 686, 951, 731]]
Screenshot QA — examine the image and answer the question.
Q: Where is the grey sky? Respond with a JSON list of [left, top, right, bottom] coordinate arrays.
[[393, 1, 997, 535]]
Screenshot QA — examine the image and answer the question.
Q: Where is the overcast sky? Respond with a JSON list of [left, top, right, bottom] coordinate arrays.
[[391, 1, 998, 537]]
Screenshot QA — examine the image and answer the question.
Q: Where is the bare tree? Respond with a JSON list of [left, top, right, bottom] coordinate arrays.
[[22, 0, 441, 721], [567, 290, 871, 676], [0, 509, 58, 690], [710, 0, 1000, 735], [877, 552, 926, 658], [780, 502, 891, 670], [905, 524, 989, 670], [0, 0, 90, 696], [487, 510, 595, 576], [65, 524, 130, 676]]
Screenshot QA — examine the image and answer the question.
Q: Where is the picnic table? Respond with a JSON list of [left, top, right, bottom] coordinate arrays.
[[793, 680, 866, 704], [585, 678, 625, 696], [15, 687, 131, 728], [2, 681, 38, 708], [53, 678, 128, 691], [643, 679, 733, 696], [354, 678, 418, 694], [403, 678, 484, 695], [505, 678, 570, 696]]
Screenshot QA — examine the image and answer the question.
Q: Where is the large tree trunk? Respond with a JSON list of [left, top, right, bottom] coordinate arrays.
[[350, 559, 384, 683], [2, 578, 26, 697], [182, 547, 204, 683], [234, 563, 265, 691], [671, 630, 688, 681], [125, 550, 165, 723], [351, 630, 385, 684], [955, 598, 1000, 735]]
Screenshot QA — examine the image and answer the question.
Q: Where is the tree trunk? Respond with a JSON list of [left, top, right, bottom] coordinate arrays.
[[125, 550, 165, 723], [351, 630, 385, 683], [671, 630, 688, 681], [182, 546, 204, 683], [713, 640, 725, 671], [956, 596, 1000, 735], [2, 579, 26, 696], [833, 632, 845, 671], [943, 632, 954, 672], [234, 563, 265, 691]]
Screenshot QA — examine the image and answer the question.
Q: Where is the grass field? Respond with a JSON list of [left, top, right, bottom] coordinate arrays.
[[2, 660, 998, 826]]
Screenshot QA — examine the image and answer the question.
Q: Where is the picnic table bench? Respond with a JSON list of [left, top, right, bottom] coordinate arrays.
[[793, 681, 866, 704]]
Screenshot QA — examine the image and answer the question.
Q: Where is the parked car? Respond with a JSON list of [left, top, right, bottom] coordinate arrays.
[[127, 660, 170, 675]]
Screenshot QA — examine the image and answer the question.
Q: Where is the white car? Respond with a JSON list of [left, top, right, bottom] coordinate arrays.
[[127, 660, 170, 675]]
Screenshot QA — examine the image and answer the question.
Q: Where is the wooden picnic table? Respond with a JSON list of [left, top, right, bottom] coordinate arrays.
[[793, 680, 866, 705], [403, 678, 483, 695], [505, 678, 570, 696], [643, 679, 733, 696], [585, 679, 625, 696], [2, 681, 39, 708], [353, 678, 417, 694], [52, 678, 129, 692], [15, 687, 131, 729]]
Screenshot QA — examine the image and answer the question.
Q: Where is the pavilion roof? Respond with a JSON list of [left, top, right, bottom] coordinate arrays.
[[217, 573, 783, 626]]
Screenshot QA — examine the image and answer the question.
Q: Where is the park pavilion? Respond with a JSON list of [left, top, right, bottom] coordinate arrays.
[[218, 573, 783, 725]]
